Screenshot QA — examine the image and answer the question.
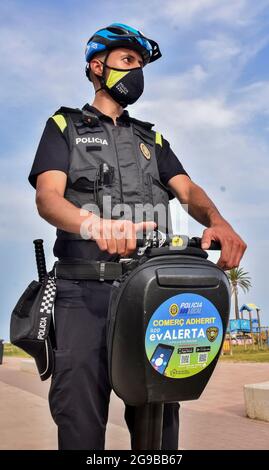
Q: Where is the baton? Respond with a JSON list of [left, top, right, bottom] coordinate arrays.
[[33, 239, 47, 283]]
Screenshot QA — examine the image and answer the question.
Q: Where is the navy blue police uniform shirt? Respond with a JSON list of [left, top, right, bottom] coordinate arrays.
[[28, 104, 190, 261]]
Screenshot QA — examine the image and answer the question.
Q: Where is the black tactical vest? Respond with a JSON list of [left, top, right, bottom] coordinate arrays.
[[52, 106, 172, 241]]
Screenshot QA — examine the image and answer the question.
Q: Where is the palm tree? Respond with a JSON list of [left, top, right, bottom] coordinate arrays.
[[227, 268, 252, 319]]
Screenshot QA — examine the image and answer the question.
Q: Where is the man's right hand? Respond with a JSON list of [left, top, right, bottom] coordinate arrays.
[[84, 214, 156, 257]]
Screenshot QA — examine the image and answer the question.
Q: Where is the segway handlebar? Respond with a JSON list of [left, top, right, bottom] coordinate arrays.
[[136, 231, 221, 254]]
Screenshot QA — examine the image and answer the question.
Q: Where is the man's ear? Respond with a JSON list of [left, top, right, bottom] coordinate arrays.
[[90, 58, 103, 78]]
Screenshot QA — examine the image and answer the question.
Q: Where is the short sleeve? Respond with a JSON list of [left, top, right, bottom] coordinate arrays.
[[28, 117, 70, 189], [156, 136, 190, 191]]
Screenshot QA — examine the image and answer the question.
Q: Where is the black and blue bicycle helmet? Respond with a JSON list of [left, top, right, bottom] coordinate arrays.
[[85, 22, 161, 74]]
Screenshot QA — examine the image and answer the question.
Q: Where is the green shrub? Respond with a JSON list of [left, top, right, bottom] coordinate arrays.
[[3, 343, 31, 358]]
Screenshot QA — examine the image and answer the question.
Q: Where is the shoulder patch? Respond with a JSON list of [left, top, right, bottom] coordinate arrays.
[[51, 114, 67, 133], [155, 132, 163, 147]]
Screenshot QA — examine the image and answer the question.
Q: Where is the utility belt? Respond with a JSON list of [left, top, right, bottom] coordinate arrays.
[[53, 258, 139, 282]]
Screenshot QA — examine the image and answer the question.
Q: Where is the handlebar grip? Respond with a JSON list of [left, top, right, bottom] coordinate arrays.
[[189, 237, 221, 250], [33, 239, 47, 283], [208, 240, 221, 250]]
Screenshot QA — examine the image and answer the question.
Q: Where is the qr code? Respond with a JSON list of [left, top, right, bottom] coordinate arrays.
[[180, 354, 190, 365], [198, 353, 208, 363]]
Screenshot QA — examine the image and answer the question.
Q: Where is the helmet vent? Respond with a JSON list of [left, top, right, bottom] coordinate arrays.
[[107, 27, 126, 35]]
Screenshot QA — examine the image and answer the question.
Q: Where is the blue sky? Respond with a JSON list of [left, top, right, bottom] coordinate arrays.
[[1, 0, 269, 340]]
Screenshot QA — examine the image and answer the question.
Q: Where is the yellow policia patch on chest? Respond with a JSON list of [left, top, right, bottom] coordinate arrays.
[[140, 142, 151, 160]]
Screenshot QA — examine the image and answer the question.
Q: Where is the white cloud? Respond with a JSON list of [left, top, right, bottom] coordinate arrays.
[[233, 81, 269, 120], [145, 65, 208, 100], [197, 34, 241, 62], [0, 183, 56, 243], [162, 0, 268, 27], [0, 4, 94, 107], [163, 0, 220, 24], [137, 94, 238, 133], [0, 26, 87, 106], [169, 97, 237, 129]]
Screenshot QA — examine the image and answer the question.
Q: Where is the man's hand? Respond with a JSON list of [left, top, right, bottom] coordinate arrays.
[[201, 223, 247, 270], [86, 214, 156, 257]]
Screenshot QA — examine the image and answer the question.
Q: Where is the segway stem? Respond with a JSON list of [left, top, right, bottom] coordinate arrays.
[[133, 403, 164, 450]]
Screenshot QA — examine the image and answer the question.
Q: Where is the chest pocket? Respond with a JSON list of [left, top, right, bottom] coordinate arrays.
[[72, 121, 110, 168], [66, 164, 120, 217], [74, 120, 103, 135], [132, 123, 170, 213], [65, 166, 99, 211], [133, 124, 155, 148]]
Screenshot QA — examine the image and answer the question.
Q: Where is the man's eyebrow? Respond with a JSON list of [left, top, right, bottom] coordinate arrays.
[[121, 52, 142, 62], [121, 52, 133, 58]]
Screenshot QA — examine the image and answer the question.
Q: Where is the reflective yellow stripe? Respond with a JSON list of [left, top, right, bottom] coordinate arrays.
[[51, 114, 67, 133], [155, 132, 163, 147], [106, 69, 129, 89]]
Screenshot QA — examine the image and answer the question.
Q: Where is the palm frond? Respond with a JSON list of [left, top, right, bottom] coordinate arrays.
[[227, 267, 251, 294]]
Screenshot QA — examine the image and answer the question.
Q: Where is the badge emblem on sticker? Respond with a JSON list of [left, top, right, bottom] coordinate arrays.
[[206, 327, 219, 342], [140, 142, 151, 160]]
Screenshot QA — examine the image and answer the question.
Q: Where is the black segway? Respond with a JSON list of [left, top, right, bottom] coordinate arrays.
[[107, 232, 230, 449]]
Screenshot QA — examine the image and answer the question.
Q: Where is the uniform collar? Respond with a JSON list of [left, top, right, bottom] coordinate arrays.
[[82, 103, 130, 125]]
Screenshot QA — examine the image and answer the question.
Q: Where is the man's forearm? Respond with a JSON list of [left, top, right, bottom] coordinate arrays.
[[36, 190, 92, 235], [168, 174, 246, 268], [186, 183, 229, 228]]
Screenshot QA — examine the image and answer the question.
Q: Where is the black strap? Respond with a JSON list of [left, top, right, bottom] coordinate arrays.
[[55, 260, 123, 281]]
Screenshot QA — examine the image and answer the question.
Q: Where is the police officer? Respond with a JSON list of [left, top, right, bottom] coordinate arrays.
[[28, 23, 247, 450]]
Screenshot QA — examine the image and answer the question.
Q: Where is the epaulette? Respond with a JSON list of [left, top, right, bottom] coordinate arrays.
[[52, 106, 101, 131], [52, 106, 82, 116], [129, 116, 155, 130]]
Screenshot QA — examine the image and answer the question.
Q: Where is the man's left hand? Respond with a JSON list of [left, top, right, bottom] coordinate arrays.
[[201, 223, 247, 270]]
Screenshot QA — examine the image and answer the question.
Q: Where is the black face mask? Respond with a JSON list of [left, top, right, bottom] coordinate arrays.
[[97, 62, 144, 108]]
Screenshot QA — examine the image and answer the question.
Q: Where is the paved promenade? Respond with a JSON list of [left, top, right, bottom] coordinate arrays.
[[0, 357, 268, 449]]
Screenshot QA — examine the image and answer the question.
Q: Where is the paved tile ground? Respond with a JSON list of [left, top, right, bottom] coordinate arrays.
[[0, 357, 268, 450]]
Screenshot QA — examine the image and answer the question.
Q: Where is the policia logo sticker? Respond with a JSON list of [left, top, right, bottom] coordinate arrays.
[[145, 293, 223, 379], [140, 142, 151, 160], [169, 303, 179, 316]]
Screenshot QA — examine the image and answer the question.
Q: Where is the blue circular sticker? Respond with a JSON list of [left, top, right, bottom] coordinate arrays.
[[145, 293, 223, 379]]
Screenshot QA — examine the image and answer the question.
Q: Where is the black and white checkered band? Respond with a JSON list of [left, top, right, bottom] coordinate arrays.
[[39, 276, 57, 315]]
